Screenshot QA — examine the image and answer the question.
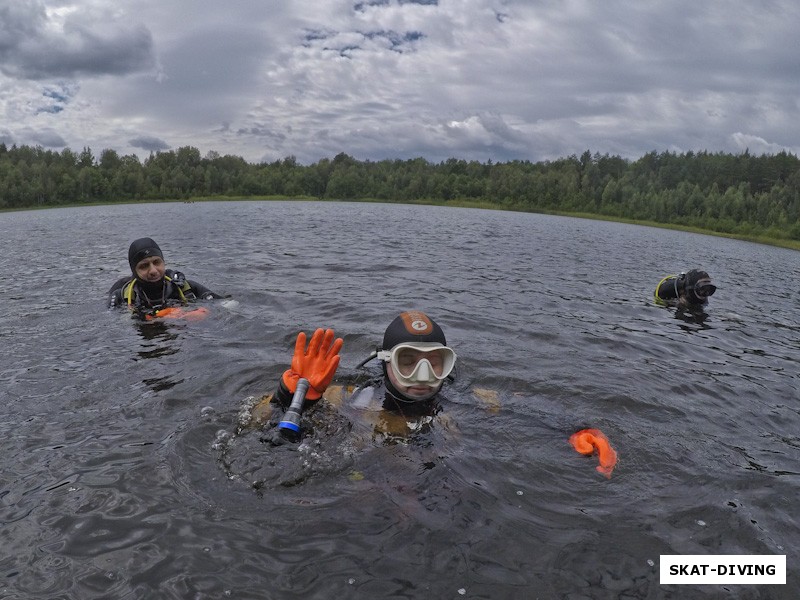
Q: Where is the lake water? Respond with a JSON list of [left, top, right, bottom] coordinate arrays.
[[1, 200, 798, 599]]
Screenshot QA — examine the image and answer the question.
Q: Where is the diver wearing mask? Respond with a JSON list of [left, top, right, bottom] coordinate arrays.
[[655, 269, 717, 309], [244, 311, 457, 444], [235, 314, 617, 477], [108, 237, 223, 312], [373, 310, 456, 406], [335, 310, 457, 439]]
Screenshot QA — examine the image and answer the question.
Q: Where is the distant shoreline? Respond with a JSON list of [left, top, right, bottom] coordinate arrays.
[[4, 195, 799, 252]]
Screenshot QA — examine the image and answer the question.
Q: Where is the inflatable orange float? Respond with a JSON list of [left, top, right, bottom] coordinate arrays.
[[569, 428, 617, 478], [144, 306, 210, 321]]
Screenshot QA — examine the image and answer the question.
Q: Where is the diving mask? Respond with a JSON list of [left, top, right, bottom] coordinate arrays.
[[692, 280, 716, 299], [377, 342, 457, 387]]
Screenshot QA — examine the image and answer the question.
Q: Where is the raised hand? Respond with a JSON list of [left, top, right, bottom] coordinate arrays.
[[281, 328, 343, 400]]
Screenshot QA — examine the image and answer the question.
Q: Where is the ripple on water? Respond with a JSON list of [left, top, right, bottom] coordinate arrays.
[[1, 202, 799, 598]]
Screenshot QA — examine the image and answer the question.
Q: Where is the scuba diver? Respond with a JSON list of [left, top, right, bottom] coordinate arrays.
[[355, 310, 456, 406], [654, 269, 717, 309], [220, 315, 456, 492], [235, 310, 616, 481], [340, 309, 457, 439], [107, 237, 224, 316], [244, 311, 457, 445]]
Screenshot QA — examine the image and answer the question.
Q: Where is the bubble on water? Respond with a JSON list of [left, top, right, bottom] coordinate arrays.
[[212, 429, 232, 450], [696, 519, 706, 527], [348, 578, 356, 585], [458, 588, 466, 595], [200, 406, 215, 418], [237, 396, 257, 427], [647, 559, 655, 567], [516, 490, 523, 496]]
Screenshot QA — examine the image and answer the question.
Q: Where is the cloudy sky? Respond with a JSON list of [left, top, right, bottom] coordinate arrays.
[[1, 0, 799, 165]]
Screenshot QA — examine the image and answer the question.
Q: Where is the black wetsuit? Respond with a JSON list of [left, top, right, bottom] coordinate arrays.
[[654, 272, 710, 308], [107, 269, 222, 309]]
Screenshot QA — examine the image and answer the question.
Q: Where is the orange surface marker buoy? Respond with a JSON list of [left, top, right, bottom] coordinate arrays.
[[569, 428, 617, 478], [145, 306, 210, 321]]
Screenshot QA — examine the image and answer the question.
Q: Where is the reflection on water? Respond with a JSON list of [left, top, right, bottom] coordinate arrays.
[[673, 306, 711, 328], [0, 201, 798, 599], [131, 321, 187, 391], [135, 323, 179, 351]]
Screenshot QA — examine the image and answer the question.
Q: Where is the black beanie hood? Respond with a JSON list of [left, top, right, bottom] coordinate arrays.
[[684, 269, 716, 303], [128, 238, 164, 273], [382, 310, 446, 350], [685, 269, 710, 288]]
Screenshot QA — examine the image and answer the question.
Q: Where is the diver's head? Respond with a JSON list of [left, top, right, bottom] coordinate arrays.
[[128, 238, 165, 283], [683, 269, 716, 304], [378, 311, 456, 403]]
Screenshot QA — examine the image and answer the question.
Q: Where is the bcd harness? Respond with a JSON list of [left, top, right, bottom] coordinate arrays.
[[122, 274, 194, 307]]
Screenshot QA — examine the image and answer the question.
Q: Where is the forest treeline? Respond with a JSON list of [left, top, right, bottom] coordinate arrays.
[[2, 143, 800, 240]]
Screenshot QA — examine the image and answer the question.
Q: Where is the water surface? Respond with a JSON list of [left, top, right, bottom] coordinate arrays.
[[1, 201, 798, 599]]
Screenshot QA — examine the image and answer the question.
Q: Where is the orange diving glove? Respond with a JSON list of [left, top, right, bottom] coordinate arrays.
[[281, 328, 343, 401], [569, 428, 618, 478]]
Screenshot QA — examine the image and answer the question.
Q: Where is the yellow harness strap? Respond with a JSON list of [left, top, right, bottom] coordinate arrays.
[[123, 279, 137, 306], [654, 274, 678, 305], [123, 276, 189, 306]]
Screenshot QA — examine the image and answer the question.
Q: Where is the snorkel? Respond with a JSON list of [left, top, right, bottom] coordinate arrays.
[[278, 378, 310, 442]]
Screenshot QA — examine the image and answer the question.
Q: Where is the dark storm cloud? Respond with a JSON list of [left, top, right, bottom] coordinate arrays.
[[4, 0, 799, 165], [258, 0, 800, 162], [101, 25, 275, 128], [0, 1, 155, 80], [29, 129, 67, 148], [129, 136, 171, 152]]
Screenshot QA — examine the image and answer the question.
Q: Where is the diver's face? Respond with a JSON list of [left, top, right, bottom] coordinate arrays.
[[135, 256, 166, 282], [386, 358, 443, 401]]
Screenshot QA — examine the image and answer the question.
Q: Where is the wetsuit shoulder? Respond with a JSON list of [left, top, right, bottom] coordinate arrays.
[[108, 276, 132, 295], [108, 276, 134, 308]]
